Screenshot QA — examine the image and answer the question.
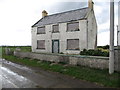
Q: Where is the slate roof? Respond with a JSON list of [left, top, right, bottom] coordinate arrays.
[[32, 7, 91, 27]]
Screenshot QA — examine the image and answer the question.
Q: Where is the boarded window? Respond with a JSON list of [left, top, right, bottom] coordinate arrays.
[[67, 39, 79, 50], [37, 40, 45, 49], [37, 27, 45, 34], [52, 25, 59, 33], [67, 22, 79, 31]]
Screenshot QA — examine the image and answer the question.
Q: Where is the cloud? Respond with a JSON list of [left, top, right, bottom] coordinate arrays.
[[119, 2, 120, 31], [94, 2, 110, 25], [97, 31, 110, 46], [0, 0, 56, 46], [0, 0, 119, 46], [97, 26, 117, 46], [48, 2, 87, 15]]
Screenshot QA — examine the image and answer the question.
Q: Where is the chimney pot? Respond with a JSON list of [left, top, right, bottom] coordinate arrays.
[[42, 10, 48, 17]]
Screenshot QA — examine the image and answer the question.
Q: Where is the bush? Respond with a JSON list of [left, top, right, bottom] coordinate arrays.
[[97, 45, 109, 49], [80, 49, 109, 57]]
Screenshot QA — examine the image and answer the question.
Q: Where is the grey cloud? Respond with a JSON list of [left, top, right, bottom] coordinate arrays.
[[48, 2, 87, 15], [47, 1, 110, 25], [95, 2, 110, 25], [98, 29, 109, 34], [118, 1, 120, 18]]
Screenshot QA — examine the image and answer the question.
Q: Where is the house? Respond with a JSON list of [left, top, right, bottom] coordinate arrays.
[[31, 0, 97, 54]]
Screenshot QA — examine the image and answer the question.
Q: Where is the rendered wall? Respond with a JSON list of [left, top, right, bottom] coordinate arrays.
[[32, 20, 88, 54], [31, 10, 97, 54], [87, 10, 97, 49]]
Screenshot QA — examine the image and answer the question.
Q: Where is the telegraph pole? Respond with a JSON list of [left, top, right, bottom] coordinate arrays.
[[109, 0, 114, 74], [117, 25, 118, 46]]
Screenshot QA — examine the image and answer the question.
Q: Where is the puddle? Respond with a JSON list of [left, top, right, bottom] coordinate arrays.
[[1, 67, 27, 81], [1, 66, 37, 88], [2, 59, 33, 72]]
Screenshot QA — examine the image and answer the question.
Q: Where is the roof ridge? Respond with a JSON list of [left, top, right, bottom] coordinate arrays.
[[46, 7, 89, 17], [32, 7, 90, 27]]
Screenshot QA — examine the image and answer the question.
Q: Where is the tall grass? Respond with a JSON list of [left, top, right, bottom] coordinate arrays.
[[0, 46, 2, 58]]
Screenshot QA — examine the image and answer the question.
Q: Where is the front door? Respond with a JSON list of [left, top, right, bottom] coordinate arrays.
[[52, 40, 59, 53]]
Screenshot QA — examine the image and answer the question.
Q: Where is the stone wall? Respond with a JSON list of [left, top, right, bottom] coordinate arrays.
[[14, 51, 111, 70], [13, 51, 120, 71]]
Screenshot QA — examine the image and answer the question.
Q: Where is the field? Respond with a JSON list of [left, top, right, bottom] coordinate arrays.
[[2, 46, 31, 52]]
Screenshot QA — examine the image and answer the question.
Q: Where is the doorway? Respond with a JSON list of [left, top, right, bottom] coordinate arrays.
[[52, 40, 59, 53]]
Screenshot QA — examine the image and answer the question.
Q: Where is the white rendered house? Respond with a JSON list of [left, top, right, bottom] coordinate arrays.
[[31, 0, 97, 54]]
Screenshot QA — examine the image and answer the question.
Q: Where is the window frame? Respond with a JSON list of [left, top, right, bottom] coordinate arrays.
[[37, 40, 45, 50], [52, 24, 59, 33], [67, 22, 80, 32], [37, 26, 46, 34], [66, 39, 80, 50]]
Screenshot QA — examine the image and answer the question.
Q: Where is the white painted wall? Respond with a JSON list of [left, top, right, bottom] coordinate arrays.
[[87, 10, 97, 49], [31, 10, 97, 54]]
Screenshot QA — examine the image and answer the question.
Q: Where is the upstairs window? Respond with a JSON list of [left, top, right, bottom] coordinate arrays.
[[67, 39, 79, 50], [37, 27, 45, 34], [52, 25, 59, 33], [67, 22, 79, 32], [37, 40, 45, 49]]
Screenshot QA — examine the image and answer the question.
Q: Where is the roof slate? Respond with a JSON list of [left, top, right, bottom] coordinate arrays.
[[32, 7, 91, 27]]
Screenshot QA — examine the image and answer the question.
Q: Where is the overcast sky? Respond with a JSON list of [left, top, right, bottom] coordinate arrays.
[[0, 0, 119, 46]]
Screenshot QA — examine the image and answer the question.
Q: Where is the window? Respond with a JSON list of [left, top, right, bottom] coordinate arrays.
[[67, 39, 79, 50], [37, 40, 45, 49], [37, 27, 45, 34], [52, 25, 59, 33], [67, 22, 79, 32]]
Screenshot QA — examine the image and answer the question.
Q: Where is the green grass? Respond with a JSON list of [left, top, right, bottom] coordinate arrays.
[[2, 46, 31, 52], [2, 46, 120, 88], [2, 54, 120, 88], [0, 46, 2, 58]]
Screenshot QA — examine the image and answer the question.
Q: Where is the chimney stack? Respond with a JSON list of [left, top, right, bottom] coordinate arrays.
[[42, 10, 48, 17], [88, 0, 94, 10]]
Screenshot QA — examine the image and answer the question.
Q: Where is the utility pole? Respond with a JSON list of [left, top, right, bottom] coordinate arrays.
[[118, 1, 120, 46], [117, 25, 118, 46], [109, 0, 114, 74]]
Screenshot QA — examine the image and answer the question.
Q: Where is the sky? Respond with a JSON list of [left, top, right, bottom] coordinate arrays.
[[0, 0, 119, 46]]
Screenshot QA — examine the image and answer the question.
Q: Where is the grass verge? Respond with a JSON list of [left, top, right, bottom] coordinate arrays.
[[2, 54, 120, 88], [0, 46, 2, 58], [2, 46, 31, 52]]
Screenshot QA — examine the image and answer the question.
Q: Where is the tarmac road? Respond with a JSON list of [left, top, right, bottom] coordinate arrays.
[[0, 59, 104, 88]]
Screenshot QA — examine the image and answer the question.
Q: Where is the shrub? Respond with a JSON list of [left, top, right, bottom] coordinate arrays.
[[97, 45, 109, 49], [60, 52, 64, 54], [80, 49, 109, 57]]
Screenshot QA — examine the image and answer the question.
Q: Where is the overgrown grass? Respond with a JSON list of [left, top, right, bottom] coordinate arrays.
[[2, 46, 31, 52], [0, 46, 2, 58], [2, 54, 120, 88]]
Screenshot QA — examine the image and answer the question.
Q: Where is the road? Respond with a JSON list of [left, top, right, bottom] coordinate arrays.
[[0, 59, 104, 88], [1, 59, 37, 88]]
